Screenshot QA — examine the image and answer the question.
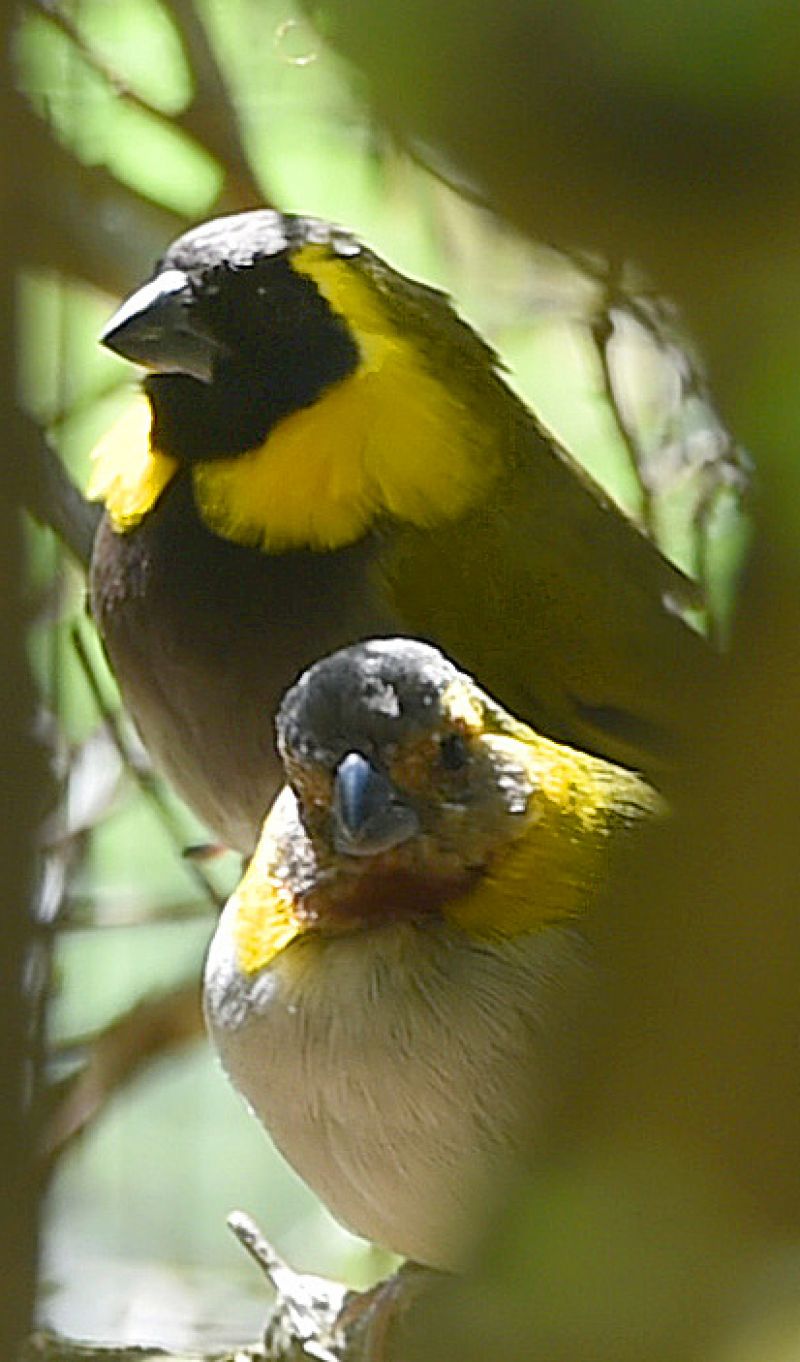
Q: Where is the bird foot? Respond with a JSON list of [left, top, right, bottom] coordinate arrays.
[[335, 1261, 435, 1361]]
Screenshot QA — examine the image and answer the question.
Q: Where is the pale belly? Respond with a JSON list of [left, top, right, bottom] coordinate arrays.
[[204, 914, 585, 1267]]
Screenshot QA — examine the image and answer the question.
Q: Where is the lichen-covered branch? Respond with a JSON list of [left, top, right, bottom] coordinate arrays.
[[22, 1334, 260, 1362]]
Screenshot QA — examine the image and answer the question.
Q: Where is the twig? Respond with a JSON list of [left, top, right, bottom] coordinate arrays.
[[400, 130, 492, 212], [228, 1212, 347, 1362], [590, 264, 656, 535], [22, 1332, 259, 1362], [22, 417, 101, 570], [165, 0, 266, 210], [40, 982, 204, 1174], [69, 624, 224, 909], [33, 2, 171, 124], [55, 892, 221, 930]]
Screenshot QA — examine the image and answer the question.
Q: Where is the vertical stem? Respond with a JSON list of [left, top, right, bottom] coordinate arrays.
[[0, 84, 50, 1360]]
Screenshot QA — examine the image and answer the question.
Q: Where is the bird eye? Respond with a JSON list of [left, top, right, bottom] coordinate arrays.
[[439, 732, 469, 772]]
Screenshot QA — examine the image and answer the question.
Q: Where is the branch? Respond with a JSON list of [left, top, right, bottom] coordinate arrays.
[[1, 68, 51, 1362], [21, 417, 100, 569], [165, 0, 267, 210], [23, 1219, 430, 1361], [39, 982, 204, 1175], [16, 99, 188, 295], [32, 2, 169, 124], [69, 625, 224, 909], [32, 2, 266, 216], [22, 1334, 259, 1362], [589, 263, 655, 535]]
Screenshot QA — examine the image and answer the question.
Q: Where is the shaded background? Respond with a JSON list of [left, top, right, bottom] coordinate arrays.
[[10, 1, 800, 1358]]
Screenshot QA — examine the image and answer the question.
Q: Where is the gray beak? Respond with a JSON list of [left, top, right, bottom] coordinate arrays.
[[100, 269, 222, 384], [332, 752, 419, 858]]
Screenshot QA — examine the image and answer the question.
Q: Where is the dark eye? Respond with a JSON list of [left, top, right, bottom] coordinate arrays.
[[439, 732, 469, 772]]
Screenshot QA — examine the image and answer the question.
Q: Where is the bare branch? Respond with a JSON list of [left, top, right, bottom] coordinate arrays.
[[166, 0, 267, 211], [17, 101, 188, 295], [229, 1212, 347, 1362], [589, 278, 656, 536], [39, 982, 203, 1174], [69, 625, 224, 910], [32, 1, 168, 124], [22, 1334, 259, 1362], [22, 416, 100, 569], [31, 2, 267, 217]]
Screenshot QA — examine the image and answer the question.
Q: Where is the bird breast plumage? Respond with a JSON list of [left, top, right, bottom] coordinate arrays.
[[203, 909, 586, 1267]]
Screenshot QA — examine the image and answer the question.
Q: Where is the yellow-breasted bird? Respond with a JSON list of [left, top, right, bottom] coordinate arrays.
[[203, 638, 660, 1268], [89, 210, 710, 852]]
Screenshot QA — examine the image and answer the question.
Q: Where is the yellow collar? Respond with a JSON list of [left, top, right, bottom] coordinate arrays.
[[88, 246, 501, 550]]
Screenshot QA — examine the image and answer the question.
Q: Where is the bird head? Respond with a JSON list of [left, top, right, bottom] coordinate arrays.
[[100, 212, 364, 458], [276, 636, 535, 882], [91, 210, 502, 547], [228, 637, 659, 972]]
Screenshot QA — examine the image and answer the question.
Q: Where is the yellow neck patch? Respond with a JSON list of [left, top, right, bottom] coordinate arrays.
[[86, 393, 178, 531], [234, 878, 301, 975], [231, 734, 657, 977], [87, 249, 499, 550], [448, 739, 657, 940], [232, 832, 302, 976], [192, 245, 500, 552]]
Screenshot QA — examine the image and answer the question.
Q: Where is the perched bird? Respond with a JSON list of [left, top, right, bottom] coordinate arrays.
[[203, 639, 660, 1268], [89, 209, 710, 852]]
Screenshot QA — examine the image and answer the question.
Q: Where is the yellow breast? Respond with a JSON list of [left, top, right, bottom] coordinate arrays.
[[86, 394, 177, 531], [89, 246, 502, 551], [192, 246, 501, 551], [230, 738, 658, 977]]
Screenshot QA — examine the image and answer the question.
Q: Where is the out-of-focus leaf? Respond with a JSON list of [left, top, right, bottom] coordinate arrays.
[[41, 726, 126, 847], [13, 98, 188, 293], [17, 8, 221, 216], [53, 0, 194, 115]]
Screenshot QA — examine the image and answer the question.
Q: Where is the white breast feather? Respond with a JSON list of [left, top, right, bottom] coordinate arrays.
[[204, 911, 584, 1267]]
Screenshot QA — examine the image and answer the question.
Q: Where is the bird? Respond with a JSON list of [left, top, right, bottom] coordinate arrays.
[[203, 638, 661, 1268], [88, 208, 711, 852]]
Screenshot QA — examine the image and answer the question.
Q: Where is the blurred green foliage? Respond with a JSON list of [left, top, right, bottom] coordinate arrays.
[[16, 0, 752, 1350]]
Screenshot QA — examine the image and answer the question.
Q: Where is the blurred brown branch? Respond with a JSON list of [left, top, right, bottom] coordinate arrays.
[[2, 58, 50, 1362], [24, 1334, 260, 1362], [30, 0, 268, 218], [166, 0, 267, 211], [39, 983, 203, 1177], [22, 414, 100, 569], [16, 97, 188, 294], [302, 1, 800, 393], [301, 5, 800, 1361]]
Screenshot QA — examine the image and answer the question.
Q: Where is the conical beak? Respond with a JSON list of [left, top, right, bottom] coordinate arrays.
[[332, 752, 419, 857], [100, 268, 222, 384]]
